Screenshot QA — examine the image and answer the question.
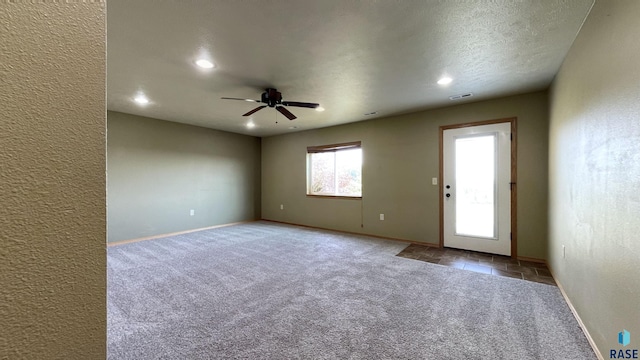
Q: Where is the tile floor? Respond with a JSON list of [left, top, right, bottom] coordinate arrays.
[[396, 244, 556, 286]]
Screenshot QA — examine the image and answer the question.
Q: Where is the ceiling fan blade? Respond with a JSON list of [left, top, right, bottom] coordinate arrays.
[[243, 105, 267, 116], [281, 101, 319, 109], [221, 97, 261, 103], [276, 106, 297, 120]]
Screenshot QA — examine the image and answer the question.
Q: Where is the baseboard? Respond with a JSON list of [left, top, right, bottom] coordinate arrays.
[[516, 255, 547, 263], [263, 220, 554, 264], [107, 220, 256, 247], [261, 219, 440, 248], [547, 266, 603, 360]]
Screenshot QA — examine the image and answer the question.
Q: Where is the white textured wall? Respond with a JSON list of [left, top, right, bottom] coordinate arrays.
[[549, 0, 640, 356], [0, 3, 106, 359]]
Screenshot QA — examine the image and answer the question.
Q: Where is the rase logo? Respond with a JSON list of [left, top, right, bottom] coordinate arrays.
[[610, 330, 638, 359], [621, 330, 632, 347]]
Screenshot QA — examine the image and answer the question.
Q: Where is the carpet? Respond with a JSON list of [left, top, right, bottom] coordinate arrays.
[[107, 221, 595, 359]]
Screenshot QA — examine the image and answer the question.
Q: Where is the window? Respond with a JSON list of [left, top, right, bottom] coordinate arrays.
[[307, 141, 362, 197]]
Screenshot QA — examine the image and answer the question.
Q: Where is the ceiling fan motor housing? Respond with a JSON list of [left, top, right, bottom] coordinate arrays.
[[263, 88, 282, 107]]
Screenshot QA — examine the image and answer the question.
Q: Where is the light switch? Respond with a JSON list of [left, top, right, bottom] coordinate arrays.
[[432, 177, 438, 185]]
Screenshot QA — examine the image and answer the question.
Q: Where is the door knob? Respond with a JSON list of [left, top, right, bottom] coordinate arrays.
[[446, 193, 451, 198], [446, 185, 451, 189]]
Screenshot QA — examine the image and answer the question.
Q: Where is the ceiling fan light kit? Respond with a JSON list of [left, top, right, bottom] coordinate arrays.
[[221, 88, 320, 121]]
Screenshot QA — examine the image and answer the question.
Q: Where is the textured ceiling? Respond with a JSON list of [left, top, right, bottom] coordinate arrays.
[[107, 0, 594, 137]]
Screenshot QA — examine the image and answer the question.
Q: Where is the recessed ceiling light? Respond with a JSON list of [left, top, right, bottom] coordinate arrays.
[[195, 59, 215, 69], [437, 77, 453, 85], [315, 106, 325, 112], [134, 94, 149, 105], [246, 122, 255, 129]]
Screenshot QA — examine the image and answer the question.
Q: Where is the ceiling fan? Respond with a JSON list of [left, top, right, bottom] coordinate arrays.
[[221, 88, 320, 120]]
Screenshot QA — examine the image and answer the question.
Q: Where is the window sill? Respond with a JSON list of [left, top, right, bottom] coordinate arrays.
[[306, 194, 362, 200]]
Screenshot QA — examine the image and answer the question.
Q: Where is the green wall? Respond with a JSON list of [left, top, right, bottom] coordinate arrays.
[[549, 0, 640, 356], [262, 91, 549, 260], [107, 111, 261, 242], [0, 3, 106, 358]]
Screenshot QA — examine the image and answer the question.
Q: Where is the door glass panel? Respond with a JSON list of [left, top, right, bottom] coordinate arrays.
[[455, 134, 496, 238]]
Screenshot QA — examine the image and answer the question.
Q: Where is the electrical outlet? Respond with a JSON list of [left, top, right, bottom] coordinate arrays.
[[562, 245, 566, 258], [380, 214, 384, 221], [190, 209, 195, 216], [280, 204, 284, 210]]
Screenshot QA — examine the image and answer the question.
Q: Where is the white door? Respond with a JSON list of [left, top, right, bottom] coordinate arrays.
[[443, 122, 512, 256]]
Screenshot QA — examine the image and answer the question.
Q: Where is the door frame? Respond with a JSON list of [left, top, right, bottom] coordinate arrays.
[[439, 117, 518, 258]]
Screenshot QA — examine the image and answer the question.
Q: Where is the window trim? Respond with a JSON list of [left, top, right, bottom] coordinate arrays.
[[306, 194, 362, 199], [306, 141, 361, 153], [306, 141, 362, 198]]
